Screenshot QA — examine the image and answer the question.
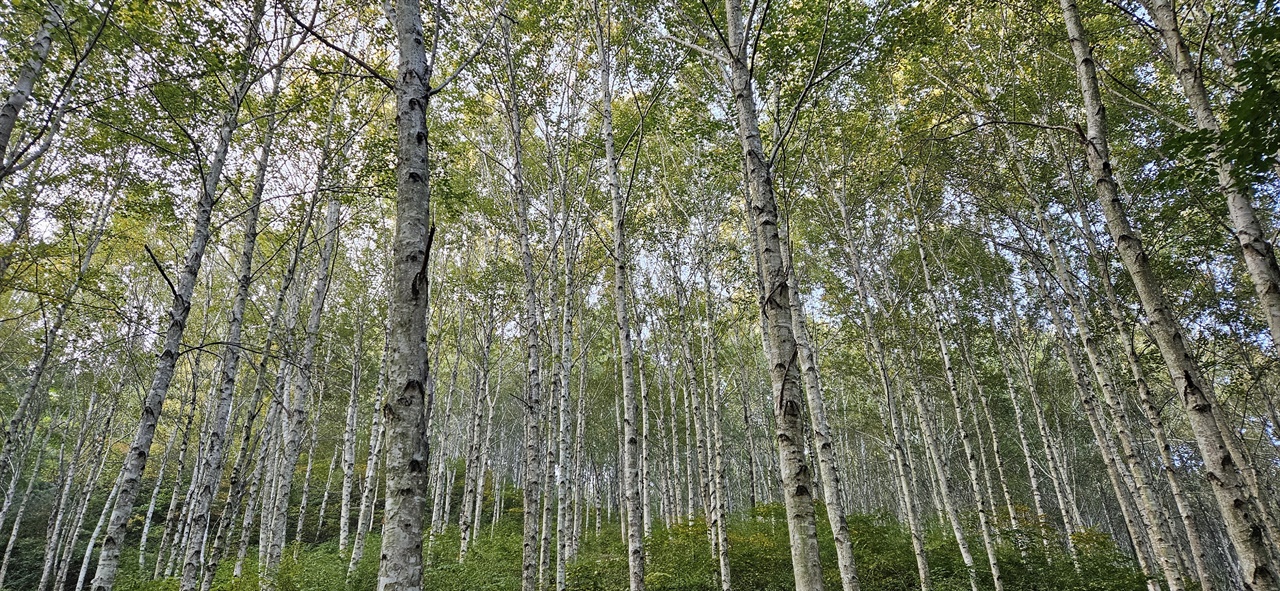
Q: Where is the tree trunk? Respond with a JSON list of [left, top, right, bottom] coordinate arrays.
[[0, 422, 50, 588], [155, 386, 200, 580], [594, 9, 646, 591], [75, 470, 122, 591], [340, 312, 364, 554], [1060, 170, 1216, 591], [700, 272, 733, 591], [1058, 1, 1278, 586], [178, 76, 279, 591], [0, 2, 58, 171], [90, 5, 264, 586], [40, 392, 98, 591], [499, 20, 545, 591], [1008, 300, 1082, 561], [1030, 264, 1161, 588], [780, 224, 860, 591], [1035, 205, 1186, 591], [555, 220, 578, 591], [834, 194, 931, 591], [316, 446, 340, 539], [907, 374, 979, 591], [348, 333, 389, 579], [720, 1, 824, 587], [916, 241, 1003, 591]]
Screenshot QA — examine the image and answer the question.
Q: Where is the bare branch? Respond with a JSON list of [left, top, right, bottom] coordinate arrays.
[[661, 35, 729, 64]]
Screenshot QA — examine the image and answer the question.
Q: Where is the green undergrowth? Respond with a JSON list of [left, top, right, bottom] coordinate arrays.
[[103, 504, 1146, 591]]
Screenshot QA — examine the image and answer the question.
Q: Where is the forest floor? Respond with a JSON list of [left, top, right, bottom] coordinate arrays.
[[87, 504, 1146, 591]]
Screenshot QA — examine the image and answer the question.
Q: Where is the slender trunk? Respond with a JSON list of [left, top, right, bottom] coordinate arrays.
[[459, 353, 484, 561], [265, 194, 340, 579], [294, 380, 327, 546], [780, 225, 860, 591], [138, 406, 180, 572], [315, 446, 339, 539], [348, 335, 389, 578], [834, 195, 931, 590], [992, 330, 1048, 548], [1058, 1, 1278, 586], [701, 274, 733, 591], [1062, 169, 1216, 591], [555, 227, 577, 591], [1035, 205, 1186, 591], [0, 423, 51, 588], [593, 10, 645, 590], [0, 2, 57, 169], [1009, 302, 1081, 561], [235, 400, 277, 578], [908, 374, 979, 591], [474, 370, 498, 544], [75, 471, 122, 591], [40, 393, 98, 591], [639, 354, 651, 539], [499, 21, 544, 591], [55, 409, 118, 591], [340, 313, 364, 553], [569, 362, 587, 559], [1030, 265, 1159, 587], [91, 7, 264, 586], [720, 1, 824, 587], [156, 386, 200, 580], [178, 77, 279, 591], [916, 241, 1003, 591]]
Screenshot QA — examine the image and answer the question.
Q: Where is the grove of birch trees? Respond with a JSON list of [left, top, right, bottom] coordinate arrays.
[[2, 0, 1279, 590]]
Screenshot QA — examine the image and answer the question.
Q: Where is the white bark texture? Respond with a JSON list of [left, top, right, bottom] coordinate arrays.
[[90, 6, 264, 587], [1058, 1, 1278, 587], [376, 0, 434, 587], [722, 0, 824, 587]]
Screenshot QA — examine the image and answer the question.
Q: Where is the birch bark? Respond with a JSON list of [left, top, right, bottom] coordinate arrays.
[[339, 312, 364, 554], [594, 9, 645, 590], [178, 74, 279, 591], [1058, 1, 1278, 586], [376, 0, 435, 586], [916, 241, 1003, 591], [91, 5, 265, 586], [834, 194, 931, 591], [500, 20, 545, 591], [1035, 206, 1186, 591], [780, 224, 860, 591], [720, 1, 825, 586]]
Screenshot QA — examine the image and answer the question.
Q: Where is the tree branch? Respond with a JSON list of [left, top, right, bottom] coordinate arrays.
[[661, 35, 729, 64]]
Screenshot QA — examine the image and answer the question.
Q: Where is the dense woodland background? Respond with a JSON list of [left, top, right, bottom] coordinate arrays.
[[1, 0, 1279, 590]]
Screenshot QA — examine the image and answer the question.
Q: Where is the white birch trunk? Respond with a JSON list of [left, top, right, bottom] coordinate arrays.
[[339, 313, 364, 554], [347, 335, 389, 578], [916, 241, 1002, 591], [594, 10, 645, 589], [779, 225, 860, 591], [1057, 1, 1278, 585], [1035, 206, 1186, 591], [1031, 265, 1160, 587], [720, 1, 824, 586], [265, 193, 341, 579], [376, 0, 434, 587], [90, 6, 264, 585], [0, 2, 58, 172], [178, 76, 279, 591]]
